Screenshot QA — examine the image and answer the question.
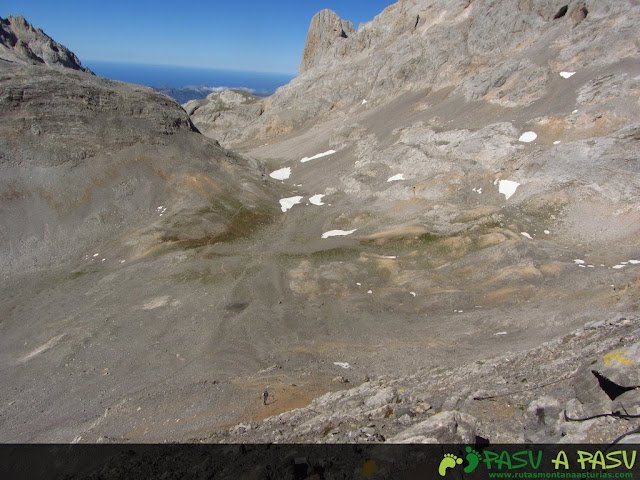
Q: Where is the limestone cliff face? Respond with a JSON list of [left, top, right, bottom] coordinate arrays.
[[0, 15, 91, 72], [191, 0, 640, 148], [299, 9, 356, 74]]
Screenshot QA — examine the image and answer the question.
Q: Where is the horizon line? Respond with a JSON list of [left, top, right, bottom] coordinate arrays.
[[83, 58, 297, 77]]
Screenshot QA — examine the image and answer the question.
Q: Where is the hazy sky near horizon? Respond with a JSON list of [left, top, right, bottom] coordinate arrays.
[[2, 1, 396, 74]]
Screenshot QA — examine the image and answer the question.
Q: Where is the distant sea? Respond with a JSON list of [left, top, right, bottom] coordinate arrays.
[[86, 60, 295, 104]]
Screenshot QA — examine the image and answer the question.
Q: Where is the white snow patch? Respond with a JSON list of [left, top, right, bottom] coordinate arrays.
[[322, 229, 357, 239], [521, 232, 533, 240], [367, 290, 373, 294], [472, 187, 482, 194], [270, 167, 291, 180], [142, 296, 171, 310], [572, 109, 578, 114], [494, 332, 508, 336], [621, 262, 629, 265], [356, 283, 361, 286], [19, 334, 65, 363], [544, 230, 551, 235], [587, 265, 595, 268], [387, 174, 406, 182], [629, 260, 640, 264], [498, 180, 520, 200], [279, 196, 303, 212], [93, 253, 99, 257], [382, 255, 397, 259], [300, 150, 336, 163], [553, 141, 561, 145], [362, 99, 368, 105], [612, 265, 626, 269], [334, 362, 351, 369], [519, 131, 538, 143], [560, 71, 576, 79], [574, 259, 585, 264], [309, 194, 325, 206], [410, 292, 416, 297]]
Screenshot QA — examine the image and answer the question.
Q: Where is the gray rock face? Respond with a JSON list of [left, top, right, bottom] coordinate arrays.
[[387, 411, 477, 444], [0, 15, 91, 72], [192, 0, 640, 148], [184, 89, 265, 144], [299, 9, 356, 74], [571, 341, 640, 417], [0, 61, 274, 275]]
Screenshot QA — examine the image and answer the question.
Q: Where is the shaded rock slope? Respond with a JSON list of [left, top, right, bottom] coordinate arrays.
[[0, 17, 283, 442], [1, 1, 639, 445], [0, 63, 275, 276]]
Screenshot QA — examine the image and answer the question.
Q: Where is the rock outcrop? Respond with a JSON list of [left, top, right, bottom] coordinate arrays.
[[192, 0, 640, 148], [184, 89, 265, 145], [213, 316, 640, 444], [299, 9, 356, 74], [0, 15, 91, 72]]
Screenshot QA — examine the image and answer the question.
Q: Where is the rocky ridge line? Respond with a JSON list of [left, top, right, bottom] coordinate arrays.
[[0, 15, 91, 72]]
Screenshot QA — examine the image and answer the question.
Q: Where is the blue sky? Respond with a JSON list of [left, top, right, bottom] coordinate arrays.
[[2, 1, 396, 74]]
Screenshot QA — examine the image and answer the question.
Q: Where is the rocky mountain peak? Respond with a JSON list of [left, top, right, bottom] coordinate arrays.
[[0, 14, 91, 72], [299, 9, 356, 74]]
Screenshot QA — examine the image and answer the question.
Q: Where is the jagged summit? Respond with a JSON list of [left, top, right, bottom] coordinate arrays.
[[299, 9, 355, 74], [0, 14, 92, 72]]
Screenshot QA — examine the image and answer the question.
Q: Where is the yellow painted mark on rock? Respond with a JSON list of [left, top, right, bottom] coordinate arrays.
[[604, 351, 634, 366], [362, 460, 378, 478]]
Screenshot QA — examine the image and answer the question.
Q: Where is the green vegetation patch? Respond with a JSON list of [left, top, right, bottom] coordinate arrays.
[[160, 199, 274, 252], [66, 270, 89, 281]]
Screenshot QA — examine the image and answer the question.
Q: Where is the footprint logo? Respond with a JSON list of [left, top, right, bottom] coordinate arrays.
[[464, 446, 482, 474], [438, 453, 463, 477]]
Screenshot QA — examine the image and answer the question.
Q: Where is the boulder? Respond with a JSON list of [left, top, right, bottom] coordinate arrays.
[[387, 411, 477, 443]]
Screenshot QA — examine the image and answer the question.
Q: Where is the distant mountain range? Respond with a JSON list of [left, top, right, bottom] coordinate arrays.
[[152, 85, 262, 104]]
